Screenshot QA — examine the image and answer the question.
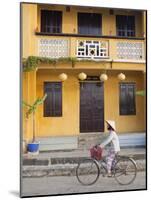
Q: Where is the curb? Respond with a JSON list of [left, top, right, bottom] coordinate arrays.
[[23, 154, 145, 166], [22, 159, 146, 178]]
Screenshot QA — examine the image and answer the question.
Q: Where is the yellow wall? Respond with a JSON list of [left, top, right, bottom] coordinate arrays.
[[104, 71, 145, 132], [22, 4, 38, 58], [142, 11, 146, 37], [37, 4, 144, 37], [22, 70, 37, 141], [33, 69, 145, 138], [36, 70, 79, 137]]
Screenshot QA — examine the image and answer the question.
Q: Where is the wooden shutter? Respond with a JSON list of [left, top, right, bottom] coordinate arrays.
[[44, 82, 62, 117], [44, 83, 53, 117], [41, 10, 62, 33], [78, 13, 102, 35], [120, 84, 127, 115], [127, 84, 136, 114], [116, 15, 135, 37], [127, 16, 135, 36], [120, 83, 136, 115], [53, 83, 62, 116]]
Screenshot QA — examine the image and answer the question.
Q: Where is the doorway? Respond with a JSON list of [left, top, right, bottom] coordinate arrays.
[[80, 82, 104, 132]]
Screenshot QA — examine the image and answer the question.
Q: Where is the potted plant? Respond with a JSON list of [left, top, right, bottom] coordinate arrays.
[[23, 94, 47, 153]]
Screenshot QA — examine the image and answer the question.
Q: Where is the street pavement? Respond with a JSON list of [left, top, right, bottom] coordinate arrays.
[[21, 171, 146, 197]]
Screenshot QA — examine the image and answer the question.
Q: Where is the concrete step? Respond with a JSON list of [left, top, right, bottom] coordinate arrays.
[[23, 147, 146, 165], [35, 133, 146, 151], [22, 147, 146, 177], [23, 153, 145, 166], [22, 159, 146, 177], [78, 133, 146, 150], [22, 145, 146, 177]]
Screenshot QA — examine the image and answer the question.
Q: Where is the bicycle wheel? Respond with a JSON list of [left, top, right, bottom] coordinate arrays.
[[76, 158, 100, 185], [113, 156, 137, 185]]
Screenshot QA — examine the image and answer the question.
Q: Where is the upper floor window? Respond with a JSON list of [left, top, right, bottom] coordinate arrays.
[[119, 83, 136, 115], [78, 13, 102, 35], [116, 15, 135, 37], [41, 10, 62, 33]]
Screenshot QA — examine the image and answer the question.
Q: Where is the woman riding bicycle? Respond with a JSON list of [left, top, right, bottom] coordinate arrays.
[[76, 120, 137, 185], [99, 120, 120, 177]]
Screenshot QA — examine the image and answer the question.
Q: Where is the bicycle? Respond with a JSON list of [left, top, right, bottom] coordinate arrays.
[[76, 146, 137, 186]]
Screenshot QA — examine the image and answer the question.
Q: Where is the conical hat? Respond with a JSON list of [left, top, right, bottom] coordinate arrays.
[[106, 120, 116, 131]]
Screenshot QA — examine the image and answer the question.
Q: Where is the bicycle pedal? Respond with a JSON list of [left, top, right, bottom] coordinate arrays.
[[107, 175, 113, 178], [102, 174, 107, 177]]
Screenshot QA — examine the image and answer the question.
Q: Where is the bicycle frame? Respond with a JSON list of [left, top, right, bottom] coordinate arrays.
[[94, 155, 137, 176], [94, 157, 108, 175]]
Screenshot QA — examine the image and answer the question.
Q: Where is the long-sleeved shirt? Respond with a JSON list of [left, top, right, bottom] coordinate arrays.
[[100, 131, 120, 153]]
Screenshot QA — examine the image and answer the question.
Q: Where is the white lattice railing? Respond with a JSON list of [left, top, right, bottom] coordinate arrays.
[[38, 39, 69, 58], [38, 38, 144, 61], [116, 41, 144, 60], [77, 40, 109, 59]]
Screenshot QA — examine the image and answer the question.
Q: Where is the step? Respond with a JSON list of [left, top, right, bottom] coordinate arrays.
[[22, 160, 146, 177], [78, 132, 146, 150], [23, 152, 145, 166], [35, 133, 146, 151], [37, 136, 78, 151]]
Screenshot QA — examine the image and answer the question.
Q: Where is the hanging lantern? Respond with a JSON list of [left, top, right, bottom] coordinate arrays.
[[78, 72, 87, 81], [118, 73, 126, 81], [100, 74, 108, 81], [59, 73, 68, 81]]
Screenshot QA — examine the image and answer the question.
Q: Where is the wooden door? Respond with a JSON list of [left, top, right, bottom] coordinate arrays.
[[80, 82, 104, 132]]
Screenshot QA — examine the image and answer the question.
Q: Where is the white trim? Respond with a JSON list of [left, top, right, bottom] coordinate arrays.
[[76, 58, 112, 62]]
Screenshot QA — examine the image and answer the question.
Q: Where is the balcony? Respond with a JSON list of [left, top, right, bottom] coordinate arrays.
[[76, 40, 109, 59], [38, 38, 69, 58], [115, 40, 145, 61], [37, 36, 145, 70]]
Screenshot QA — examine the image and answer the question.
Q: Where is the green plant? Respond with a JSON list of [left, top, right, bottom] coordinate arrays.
[[136, 90, 146, 97], [22, 56, 77, 71], [22, 94, 47, 142], [23, 56, 39, 72], [22, 56, 107, 71]]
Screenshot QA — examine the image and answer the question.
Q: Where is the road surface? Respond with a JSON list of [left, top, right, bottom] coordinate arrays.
[[21, 171, 146, 197]]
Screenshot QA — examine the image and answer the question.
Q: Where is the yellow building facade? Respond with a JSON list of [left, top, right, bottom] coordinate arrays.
[[22, 3, 146, 150]]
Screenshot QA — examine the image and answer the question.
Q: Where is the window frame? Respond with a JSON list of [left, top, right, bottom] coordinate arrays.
[[41, 10, 62, 33], [119, 82, 136, 116], [43, 82, 62, 117], [116, 15, 135, 37], [78, 12, 102, 35]]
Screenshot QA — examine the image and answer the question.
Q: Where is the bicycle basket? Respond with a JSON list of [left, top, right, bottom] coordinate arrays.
[[90, 146, 103, 160]]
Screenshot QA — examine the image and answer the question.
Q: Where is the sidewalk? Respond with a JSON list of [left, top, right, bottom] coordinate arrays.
[[22, 147, 146, 177]]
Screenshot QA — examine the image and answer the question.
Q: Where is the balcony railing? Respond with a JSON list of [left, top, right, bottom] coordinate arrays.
[[38, 38, 69, 58], [116, 41, 144, 60], [38, 37, 145, 61], [76, 40, 109, 59]]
